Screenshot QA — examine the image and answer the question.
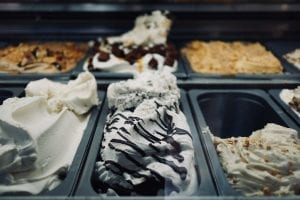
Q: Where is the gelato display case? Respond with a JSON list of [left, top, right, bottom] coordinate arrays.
[[0, 1, 299, 200]]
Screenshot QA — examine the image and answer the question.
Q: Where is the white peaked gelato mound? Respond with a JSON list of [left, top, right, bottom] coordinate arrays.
[[107, 69, 179, 111], [95, 70, 198, 196], [212, 123, 300, 196], [0, 72, 99, 195], [25, 72, 98, 115], [107, 10, 171, 46]]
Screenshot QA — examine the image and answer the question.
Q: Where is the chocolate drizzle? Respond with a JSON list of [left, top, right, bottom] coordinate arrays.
[[95, 104, 193, 195]]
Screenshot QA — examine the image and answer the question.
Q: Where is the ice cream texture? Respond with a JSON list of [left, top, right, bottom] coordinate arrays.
[[212, 123, 300, 196], [0, 72, 98, 195], [280, 86, 300, 117], [94, 70, 198, 196], [84, 10, 178, 74], [284, 49, 300, 70]]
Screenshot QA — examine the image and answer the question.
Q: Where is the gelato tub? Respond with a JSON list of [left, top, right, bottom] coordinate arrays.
[[0, 41, 89, 81], [182, 41, 300, 80], [75, 11, 187, 79], [188, 89, 300, 196], [75, 76, 216, 196], [0, 74, 105, 196]]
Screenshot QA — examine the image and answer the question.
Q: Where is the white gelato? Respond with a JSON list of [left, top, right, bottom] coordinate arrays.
[[212, 123, 300, 196], [94, 70, 198, 196], [284, 49, 300, 70], [107, 10, 171, 46], [280, 86, 300, 117], [0, 72, 99, 195], [84, 10, 178, 74]]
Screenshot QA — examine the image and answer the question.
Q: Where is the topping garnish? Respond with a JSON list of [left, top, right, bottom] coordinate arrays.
[[98, 50, 110, 62], [148, 57, 158, 70]]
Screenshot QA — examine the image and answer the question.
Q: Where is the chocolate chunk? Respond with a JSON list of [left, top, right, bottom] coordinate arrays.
[[98, 50, 110, 62], [148, 57, 158, 70], [125, 51, 137, 65], [52, 62, 62, 71], [135, 46, 147, 57], [112, 44, 125, 58], [150, 44, 166, 56], [164, 55, 175, 67]]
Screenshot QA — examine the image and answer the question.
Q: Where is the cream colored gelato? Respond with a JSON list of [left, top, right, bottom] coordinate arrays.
[[280, 86, 300, 117], [0, 72, 99, 195], [284, 49, 300, 70], [212, 123, 300, 196]]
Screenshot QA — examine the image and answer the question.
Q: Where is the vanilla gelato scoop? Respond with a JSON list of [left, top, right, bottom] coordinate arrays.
[[107, 10, 171, 46], [0, 72, 99, 194], [94, 70, 198, 196], [212, 123, 300, 196], [25, 72, 98, 115]]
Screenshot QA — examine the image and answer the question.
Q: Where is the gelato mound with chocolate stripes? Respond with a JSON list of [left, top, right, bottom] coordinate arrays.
[[94, 70, 198, 196]]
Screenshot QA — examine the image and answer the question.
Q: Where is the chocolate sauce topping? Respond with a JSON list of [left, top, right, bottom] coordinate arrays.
[[98, 50, 110, 62], [112, 43, 125, 58], [96, 104, 192, 195], [164, 56, 175, 67]]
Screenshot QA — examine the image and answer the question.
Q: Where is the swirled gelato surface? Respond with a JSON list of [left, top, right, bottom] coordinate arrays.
[[280, 86, 300, 117], [0, 72, 98, 195], [84, 10, 178, 74], [94, 70, 198, 196], [212, 123, 300, 196]]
